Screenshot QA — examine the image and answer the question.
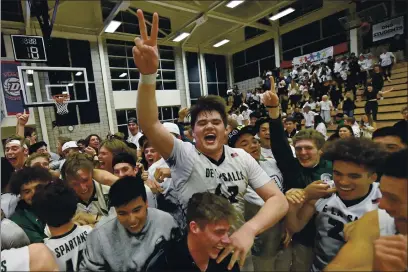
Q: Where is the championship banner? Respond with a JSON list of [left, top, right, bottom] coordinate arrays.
[[373, 16, 404, 42], [1, 61, 25, 116], [292, 46, 334, 66]]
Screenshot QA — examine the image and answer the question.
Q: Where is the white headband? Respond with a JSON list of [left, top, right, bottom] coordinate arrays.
[[6, 140, 27, 149]]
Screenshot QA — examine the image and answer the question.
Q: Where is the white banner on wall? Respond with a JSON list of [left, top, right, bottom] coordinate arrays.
[[372, 16, 404, 42], [292, 46, 334, 66]]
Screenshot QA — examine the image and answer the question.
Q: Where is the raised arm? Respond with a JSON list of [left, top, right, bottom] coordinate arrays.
[[134, 10, 174, 160], [262, 90, 302, 190]]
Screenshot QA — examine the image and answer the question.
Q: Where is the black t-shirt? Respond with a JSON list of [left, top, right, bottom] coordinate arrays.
[[1, 158, 14, 190], [364, 89, 379, 101], [147, 235, 240, 272]]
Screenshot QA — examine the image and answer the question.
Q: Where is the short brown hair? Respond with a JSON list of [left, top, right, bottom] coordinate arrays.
[[63, 153, 94, 181], [24, 153, 50, 167], [293, 129, 326, 150], [190, 95, 227, 129], [186, 192, 239, 230]]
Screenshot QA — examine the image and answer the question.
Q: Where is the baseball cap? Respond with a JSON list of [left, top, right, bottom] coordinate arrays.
[[62, 141, 78, 152], [228, 125, 257, 147], [128, 118, 137, 125], [163, 122, 180, 136]]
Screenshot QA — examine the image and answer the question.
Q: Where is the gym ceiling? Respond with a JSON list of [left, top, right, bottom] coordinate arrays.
[[2, 0, 353, 55]]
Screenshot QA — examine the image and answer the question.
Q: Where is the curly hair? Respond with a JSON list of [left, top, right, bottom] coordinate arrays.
[[9, 166, 53, 195], [293, 128, 326, 150], [322, 137, 388, 172], [190, 95, 227, 129]]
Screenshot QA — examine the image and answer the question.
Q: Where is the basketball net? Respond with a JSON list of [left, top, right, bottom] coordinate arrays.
[[52, 94, 70, 115]]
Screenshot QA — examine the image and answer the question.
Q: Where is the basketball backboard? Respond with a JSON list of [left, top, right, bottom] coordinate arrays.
[[17, 66, 90, 107]]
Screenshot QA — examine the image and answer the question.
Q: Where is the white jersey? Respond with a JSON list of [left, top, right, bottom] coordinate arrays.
[[166, 138, 270, 227], [127, 132, 143, 149], [244, 156, 284, 206], [44, 225, 92, 271], [76, 181, 110, 216], [312, 182, 382, 271], [378, 209, 397, 236], [1, 247, 29, 272]]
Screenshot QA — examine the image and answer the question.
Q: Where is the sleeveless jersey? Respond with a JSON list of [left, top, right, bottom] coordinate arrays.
[[166, 138, 270, 227], [44, 225, 92, 271], [312, 182, 382, 272], [1, 247, 29, 272]]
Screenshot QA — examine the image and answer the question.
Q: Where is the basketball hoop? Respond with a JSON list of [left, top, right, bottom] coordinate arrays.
[[52, 94, 70, 115]]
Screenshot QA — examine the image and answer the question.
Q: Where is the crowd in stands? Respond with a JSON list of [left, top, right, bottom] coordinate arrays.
[[227, 48, 400, 140], [1, 9, 408, 272]]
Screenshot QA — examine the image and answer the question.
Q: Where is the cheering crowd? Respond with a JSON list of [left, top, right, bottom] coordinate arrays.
[[1, 9, 408, 272]]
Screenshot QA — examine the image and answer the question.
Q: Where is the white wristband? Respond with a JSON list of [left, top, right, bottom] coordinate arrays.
[[139, 73, 157, 85]]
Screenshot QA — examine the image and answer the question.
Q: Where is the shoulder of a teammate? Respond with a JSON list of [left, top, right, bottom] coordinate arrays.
[[166, 137, 196, 167], [230, 147, 270, 188]]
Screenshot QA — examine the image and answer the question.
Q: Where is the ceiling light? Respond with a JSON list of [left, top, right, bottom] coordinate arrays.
[[27, 70, 34, 74], [26, 82, 33, 87], [173, 32, 190, 42], [105, 20, 122, 33], [75, 72, 82, 76], [119, 73, 127, 78], [269, 8, 295, 21], [226, 0, 244, 8], [68, 83, 74, 87], [213, 39, 230, 48]]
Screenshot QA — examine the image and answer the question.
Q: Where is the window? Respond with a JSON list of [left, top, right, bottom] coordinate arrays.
[[116, 107, 179, 138], [232, 39, 275, 83], [205, 54, 228, 97], [186, 52, 202, 104], [107, 40, 176, 91]]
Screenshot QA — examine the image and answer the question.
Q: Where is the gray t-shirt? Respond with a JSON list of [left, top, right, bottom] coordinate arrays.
[[1, 218, 30, 250], [166, 138, 271, 226]]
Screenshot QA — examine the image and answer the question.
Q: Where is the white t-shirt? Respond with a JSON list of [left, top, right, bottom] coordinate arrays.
[[312, 182, 382, 272], [318, 100, 333, 111], [303, 111, 317, 127], [127, 132, 143, 149], [44, 225, 93, 271], [351, 123, 361, 138], [1, 193, 19, 218], [380, 52, 395, 67], [76, 181, 110, 217], [316, 123, 328, 140], [236, 114, 244, 126], [334, 61, 343, 73], [166, 138, 271, 226], [1, 246, 29, 271]]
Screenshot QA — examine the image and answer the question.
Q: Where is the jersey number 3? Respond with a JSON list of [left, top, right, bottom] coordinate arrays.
[[327, 218, 344, 241], [66, 249, 84, 271]]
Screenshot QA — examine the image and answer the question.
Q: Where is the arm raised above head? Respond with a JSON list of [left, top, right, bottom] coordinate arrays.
[[134, 10, 174, 160]]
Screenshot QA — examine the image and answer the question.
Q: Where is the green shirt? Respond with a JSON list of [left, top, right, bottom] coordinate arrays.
[[10, 201, 46, 243]]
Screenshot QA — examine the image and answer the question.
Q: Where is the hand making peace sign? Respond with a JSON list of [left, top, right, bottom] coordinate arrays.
[[133, 10, 160, 75]]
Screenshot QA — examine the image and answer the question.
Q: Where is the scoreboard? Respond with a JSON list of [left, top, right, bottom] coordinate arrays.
[[11, 35, 47, 62]]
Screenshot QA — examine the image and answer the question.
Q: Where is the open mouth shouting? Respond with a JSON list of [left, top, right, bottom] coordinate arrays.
[[204, 133, 217, 145]]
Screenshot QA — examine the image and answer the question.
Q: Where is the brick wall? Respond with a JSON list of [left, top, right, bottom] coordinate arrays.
[[33, 41, 115, 153]]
